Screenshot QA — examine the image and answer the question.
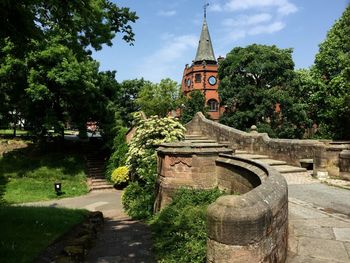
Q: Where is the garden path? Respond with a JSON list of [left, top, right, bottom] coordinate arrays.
[[27, 190, 155, 263]]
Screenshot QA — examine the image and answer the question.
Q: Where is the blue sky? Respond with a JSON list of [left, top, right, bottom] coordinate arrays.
[[92, 0, 349, 83]]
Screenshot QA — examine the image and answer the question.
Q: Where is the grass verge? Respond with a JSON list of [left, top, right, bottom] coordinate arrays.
[[0, 142, 88, 204], [0, 206, 87, 263]]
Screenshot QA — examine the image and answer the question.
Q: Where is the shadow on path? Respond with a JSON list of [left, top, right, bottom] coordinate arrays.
[[87, 216, 155, 263]]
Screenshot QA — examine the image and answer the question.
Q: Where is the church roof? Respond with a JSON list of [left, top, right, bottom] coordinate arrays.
[[194, 18, 216, 64]]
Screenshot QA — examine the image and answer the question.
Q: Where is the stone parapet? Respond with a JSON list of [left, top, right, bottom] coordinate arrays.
[[207, 155, 288, 263], [340, 150, 350, 180], [186, 112, 350, 177], [154, 142, 233, 211]]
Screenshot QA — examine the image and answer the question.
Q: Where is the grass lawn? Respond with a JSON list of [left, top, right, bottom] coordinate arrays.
[[0, 206, 87, 263], [0, 143, 89, 204], [0, 129, 29, 136]]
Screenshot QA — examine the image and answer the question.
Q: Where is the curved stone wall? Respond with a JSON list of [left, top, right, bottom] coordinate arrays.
[[207, 154, 288, 263], [155, 141, 288, 262], [186, 112, 350, 178]]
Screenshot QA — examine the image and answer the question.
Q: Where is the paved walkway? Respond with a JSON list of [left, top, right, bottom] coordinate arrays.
[[284, 173, 350, 263], [24, 174, 350, 262], [25, 190, 155, 263]]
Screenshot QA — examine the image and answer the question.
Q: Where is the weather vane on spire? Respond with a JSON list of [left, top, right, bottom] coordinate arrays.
[[204, 2, 209, 18]]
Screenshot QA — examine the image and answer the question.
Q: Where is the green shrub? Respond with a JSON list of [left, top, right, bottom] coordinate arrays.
[[122, 115, 185, 220], [111, 166, 129, 185], [126, 115, 185, 181], [122, 181, 156, 220], [105, 127, 129, 181], [150, 188, 224, 263]]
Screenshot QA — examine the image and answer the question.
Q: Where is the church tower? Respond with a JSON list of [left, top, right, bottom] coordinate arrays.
[[181, 4, 222, 120]]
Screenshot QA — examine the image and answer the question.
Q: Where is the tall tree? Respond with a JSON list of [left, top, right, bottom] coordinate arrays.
[[312, 4, 350, 139], [180, 90, 207, 124], [218, 44, 310, 138], [0, 1, 138, 137], [116, 79, 150, 126], [136, 78, 180, 118]]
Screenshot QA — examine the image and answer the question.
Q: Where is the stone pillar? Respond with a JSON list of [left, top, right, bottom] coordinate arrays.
[[340, 150, 350, 181], [314, 144, 347, 178], [154, 142, 233, 212]]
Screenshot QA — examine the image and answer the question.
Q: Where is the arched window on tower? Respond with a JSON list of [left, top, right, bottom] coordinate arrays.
[[207, 99, 219, 112]]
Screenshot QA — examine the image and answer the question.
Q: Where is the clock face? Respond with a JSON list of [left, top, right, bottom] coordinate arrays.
[[208, 76, 217, 85], [187, 79, 191, 87]]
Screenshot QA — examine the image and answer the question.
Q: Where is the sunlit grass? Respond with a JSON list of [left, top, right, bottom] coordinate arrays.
[[0, 206, 87, 263]]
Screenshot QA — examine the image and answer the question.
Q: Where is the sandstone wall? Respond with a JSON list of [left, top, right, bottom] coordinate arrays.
[[207, 154, 288, 263], [186, 112, 350, 178]]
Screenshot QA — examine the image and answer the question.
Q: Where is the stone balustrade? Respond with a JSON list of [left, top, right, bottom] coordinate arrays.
[[186, 112, 350, 179], [155, 141, 288, 262]]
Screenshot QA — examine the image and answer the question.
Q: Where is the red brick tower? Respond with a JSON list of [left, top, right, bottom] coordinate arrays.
[[181, 6, 222, 120]]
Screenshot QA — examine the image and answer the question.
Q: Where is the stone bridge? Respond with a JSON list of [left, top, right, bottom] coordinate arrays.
[[154, 113, 350, 263]]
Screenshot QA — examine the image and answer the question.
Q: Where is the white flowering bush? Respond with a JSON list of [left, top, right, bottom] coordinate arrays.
[[126, 115, 186, 182], [123, 114, 186, 219]]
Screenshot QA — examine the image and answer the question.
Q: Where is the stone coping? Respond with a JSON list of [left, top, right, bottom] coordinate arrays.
[[193, 112, 325, 146], [157, 142, 233, 155], [207, 155, 288, 246], [217, 153, 269, 182]]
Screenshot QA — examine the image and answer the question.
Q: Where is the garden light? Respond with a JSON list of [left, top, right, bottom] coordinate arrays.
[[54, 182, 62, 195]]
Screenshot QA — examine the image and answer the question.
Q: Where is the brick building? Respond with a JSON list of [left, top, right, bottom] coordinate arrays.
[[181, 11, 223, 120]]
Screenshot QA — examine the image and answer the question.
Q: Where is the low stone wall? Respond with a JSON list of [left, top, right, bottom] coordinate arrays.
[[186, 112, 350, 178], [155, 141, 288, 262], [207, 154, 288, 263], [154, 142, 233, 211]]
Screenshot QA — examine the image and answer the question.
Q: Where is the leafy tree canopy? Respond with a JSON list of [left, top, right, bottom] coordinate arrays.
[[136, 78, 180, 118], [0, 0, 138, 53], [311, 4, 350, 139], [218, 44, 311, 138], [180, 90, 207, 124]]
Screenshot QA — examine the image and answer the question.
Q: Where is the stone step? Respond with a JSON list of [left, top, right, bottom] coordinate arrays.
[[272, 165, 307, 174], [91, 180, 111, 186], [235, 150, 248, 154], [89, 175, 106, 179], [186, 139, 217, 143], [256, 159, 287, 166], [91, 178, 108, 183], [90, 184, 114, 191], [235, 153, 269, 159]]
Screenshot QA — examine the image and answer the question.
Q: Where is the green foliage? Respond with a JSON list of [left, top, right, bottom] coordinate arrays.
[[136, 78, 180, 117], [122, 181, 156, 220], [0, 206, 87, 263], [122, 115, 185, 220], [115, 79, 150, 126], [219, 44, 311, 138], [180, 90, 208, 124], [111, 166, 129, 185], [105, 127, 129, 181], [150, 188, 224, 263], [0, 0, 138, 51], [0, 144, 88, 204], [126, 115, 186, 181], [311, 5, 350, 139], [0, 0, 138, 138]]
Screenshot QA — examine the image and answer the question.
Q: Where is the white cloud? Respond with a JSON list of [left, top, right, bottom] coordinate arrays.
[[158, 10, 177, 17], [209, 3, 223, 12], [223, 0, 298, 16], [137, 34, 198, 82], [214, 0, 297, 43], [248, 21, 285, 35], [222, 13, 272, 27]]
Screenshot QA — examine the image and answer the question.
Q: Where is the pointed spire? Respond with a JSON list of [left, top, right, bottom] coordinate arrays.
[[194, 3, 216, 64]]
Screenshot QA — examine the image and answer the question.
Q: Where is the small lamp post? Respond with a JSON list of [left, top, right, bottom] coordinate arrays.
[[54, 182, 62, 196]]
